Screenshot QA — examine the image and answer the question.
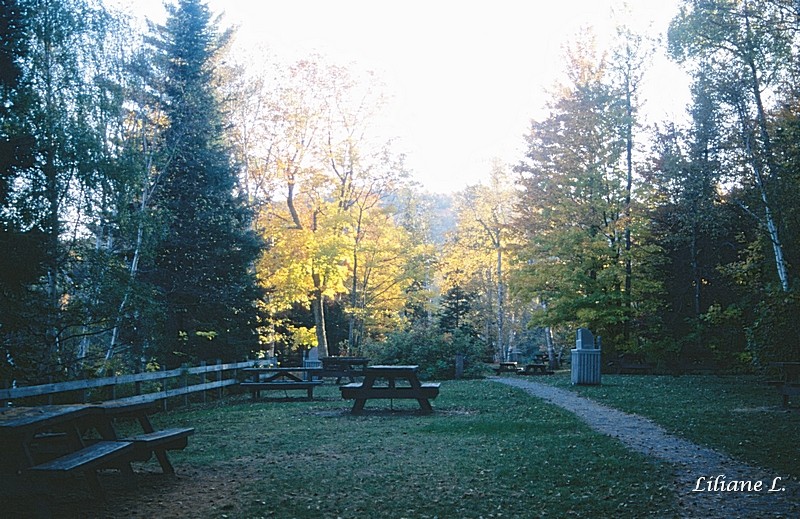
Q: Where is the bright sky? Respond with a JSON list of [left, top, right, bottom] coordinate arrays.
[[120, 0, 690, 193]]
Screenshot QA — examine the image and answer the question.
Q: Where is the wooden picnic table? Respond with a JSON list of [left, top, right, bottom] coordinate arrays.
[[495, 362, 521, 374], [320, 356, 369, 383], [0, 404, 103, 478], [241, 367, 324, 400], [339, 365, 440, 414], [0, 400, 193, 504], [519, 363, 554, 375], [86, 400, 194, 475], [768, 362, 800, 407]]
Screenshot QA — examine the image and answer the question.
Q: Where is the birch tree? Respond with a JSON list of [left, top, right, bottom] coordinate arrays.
[[669, 0, 793, 291]]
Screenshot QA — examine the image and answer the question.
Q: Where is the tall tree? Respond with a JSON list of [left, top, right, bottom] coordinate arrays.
[[250, 58, 405, 357], [146, 0, 262, 365], [609, 24, 653, 343], [444, 162, 517, 362], [644, 78, 748, 366], [1, 0, 48, 382], [1, 0, 133, 379], [669, 0, 793, 291], [513, 32, 631, 351]]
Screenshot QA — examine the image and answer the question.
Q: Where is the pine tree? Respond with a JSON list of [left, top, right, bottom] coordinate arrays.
[[147, 0, 262, 365]]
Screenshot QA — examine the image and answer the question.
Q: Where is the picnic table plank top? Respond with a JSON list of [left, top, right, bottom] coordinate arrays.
[[366, 365, 419, 371], [0, 404, 95, 433], [242, 366, 323, 372]]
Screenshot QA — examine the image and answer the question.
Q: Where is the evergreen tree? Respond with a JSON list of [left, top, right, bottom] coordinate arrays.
[[146, 0, 262, 365], [437, 285, 477, 336]]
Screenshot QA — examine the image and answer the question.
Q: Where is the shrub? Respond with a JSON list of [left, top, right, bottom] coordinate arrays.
[[361, 326, 488, 380]]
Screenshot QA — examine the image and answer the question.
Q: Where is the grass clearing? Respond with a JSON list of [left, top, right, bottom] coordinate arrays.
[[152, 381, 676, 518], [536, 372, 800, 477]]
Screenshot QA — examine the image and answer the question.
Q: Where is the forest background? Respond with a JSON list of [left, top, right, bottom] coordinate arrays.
[[3, 0, 800, 385]]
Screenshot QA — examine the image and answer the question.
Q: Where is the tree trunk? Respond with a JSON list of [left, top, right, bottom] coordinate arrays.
[[311, 274, 329, 357], [496, 244, 505, 361], [545, 326, 558, 370], [623, 71, 633, 345], [742, 5, 790, 292]]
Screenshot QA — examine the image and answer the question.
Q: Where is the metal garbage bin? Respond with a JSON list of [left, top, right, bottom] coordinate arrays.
[[571, 328, 601, 385]]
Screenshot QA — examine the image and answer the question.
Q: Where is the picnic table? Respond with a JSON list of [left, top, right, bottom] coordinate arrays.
[[519, 363, 554, 375], [321, 356, 369, 384], [240, 366, 323, 400], [339, 365, 440, 414], [768, 362, 800, 407], [495, 362, 521, 374], [0, 401, 193, 505], [87, 400, 194, 475]]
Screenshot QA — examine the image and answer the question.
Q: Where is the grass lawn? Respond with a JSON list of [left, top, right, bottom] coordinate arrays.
[[537, 372, 800, 477], [151, 381, 677, 518]]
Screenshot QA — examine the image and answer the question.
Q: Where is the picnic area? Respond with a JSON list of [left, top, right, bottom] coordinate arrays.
[[6, 0, 800, 517], [4, 371, 798, 518]]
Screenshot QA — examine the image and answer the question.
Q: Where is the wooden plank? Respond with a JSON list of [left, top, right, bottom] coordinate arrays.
[[1, 361, 253, 401], [106, 379, 238, 407], [28, 441, 133, 474], [340, 384, 440, 400], [240, 381, 322, 389], [125, 427, 194, 444], [184, 361, 253, 375], [123, 427, 194, 464]]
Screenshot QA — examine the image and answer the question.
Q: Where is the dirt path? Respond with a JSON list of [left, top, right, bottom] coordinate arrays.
[[493, 377, 799, 518]]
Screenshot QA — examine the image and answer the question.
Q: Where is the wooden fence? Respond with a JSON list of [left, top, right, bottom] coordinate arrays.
[[1, 360, 255, 409]]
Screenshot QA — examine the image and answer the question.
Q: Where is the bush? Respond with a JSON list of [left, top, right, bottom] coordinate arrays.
[[361, 326, 488, 380], [747, 290, 800, 364]]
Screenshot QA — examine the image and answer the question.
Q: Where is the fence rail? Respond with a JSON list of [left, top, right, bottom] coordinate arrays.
[[1, 360, 255, 408]]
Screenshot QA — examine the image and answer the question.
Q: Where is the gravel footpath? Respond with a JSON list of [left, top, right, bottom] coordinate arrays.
[[493, 377, 799, 518]]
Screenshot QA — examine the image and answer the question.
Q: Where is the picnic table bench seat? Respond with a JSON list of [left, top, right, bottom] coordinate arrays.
[[339, 382, 440, 400], [119, 426, 194, 474], [27, 440, 133, 476], [518, 363, 554, 375], [123, 427, 194, 459], [26, 440, 135, 504], [240, 380, 323, 399]]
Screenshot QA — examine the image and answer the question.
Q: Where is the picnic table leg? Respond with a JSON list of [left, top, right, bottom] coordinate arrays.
[[350, 373, 376, 414], [416, 398, 433, 414], [406, 373, 433, 413], [91, 417, 135, 476], [351, 398, 367, 414], [137, 415, 177, 475]]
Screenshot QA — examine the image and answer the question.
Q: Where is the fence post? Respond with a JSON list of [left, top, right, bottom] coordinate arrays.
[[182, 363, 189, 408], [107, 369, 115, 401], [199, 361, 206, 404], [162, 365, 168, 412], [135, 364, 142, 396], [217, 359, 222, 400]]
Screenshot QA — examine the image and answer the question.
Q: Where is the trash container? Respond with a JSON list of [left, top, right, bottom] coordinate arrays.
[[571, 328, 601, 385]]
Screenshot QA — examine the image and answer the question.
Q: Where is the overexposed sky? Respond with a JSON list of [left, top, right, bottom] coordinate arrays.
[[118, 0, 690, 193]]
